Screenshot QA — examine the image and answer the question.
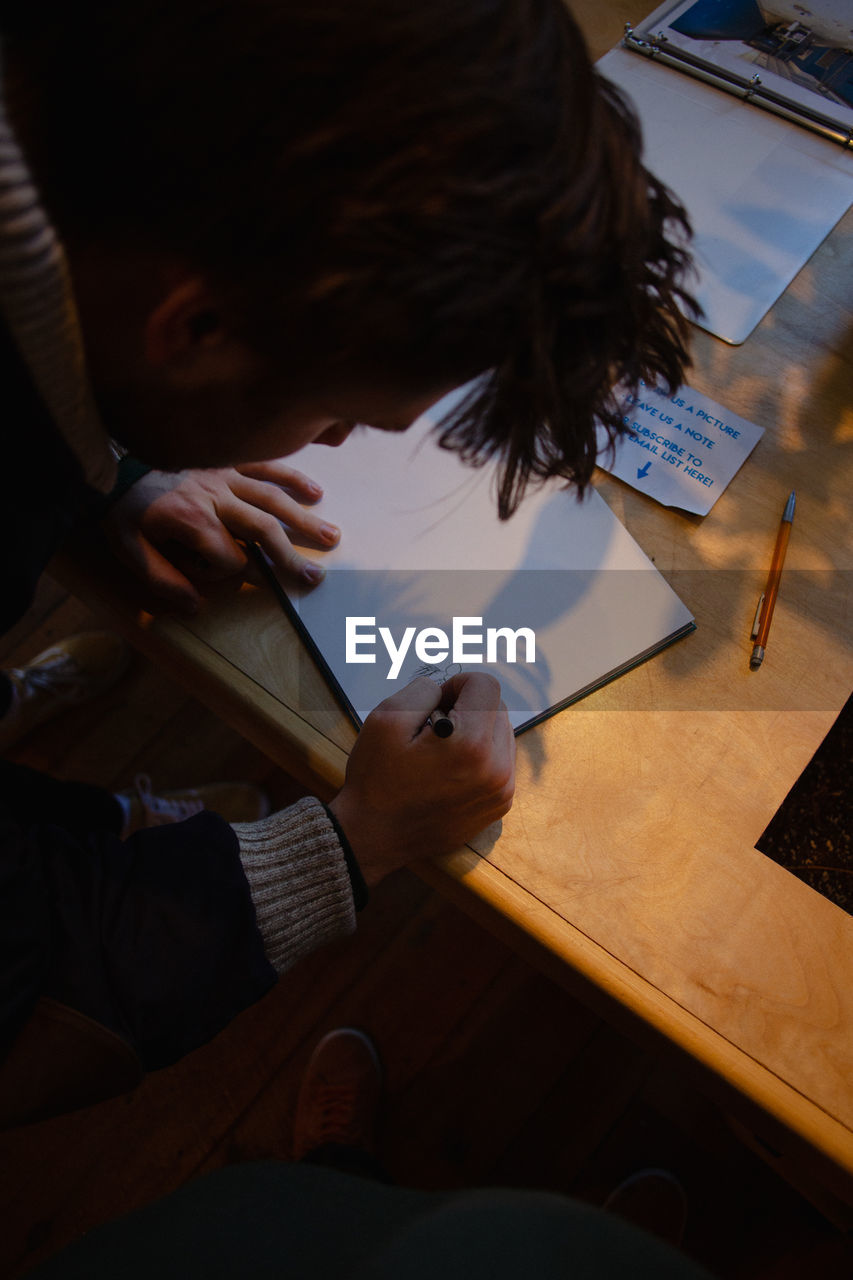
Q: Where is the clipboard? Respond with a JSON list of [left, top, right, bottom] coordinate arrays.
[[624, 0, 853, 149], [600, 2, 853, 344]]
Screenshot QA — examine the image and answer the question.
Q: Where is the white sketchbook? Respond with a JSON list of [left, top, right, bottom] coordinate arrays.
[[258, 389, 694, 734]]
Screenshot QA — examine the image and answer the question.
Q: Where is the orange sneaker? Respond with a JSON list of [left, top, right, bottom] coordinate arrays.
[[603, 1168, 688, 1249], [292, 1028, 383, 1161]]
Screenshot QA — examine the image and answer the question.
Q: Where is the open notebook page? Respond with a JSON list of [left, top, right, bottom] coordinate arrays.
[[269, 389, 695, 732]]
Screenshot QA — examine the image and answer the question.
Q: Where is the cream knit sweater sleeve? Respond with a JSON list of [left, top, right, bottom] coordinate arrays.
[[0, 51, 116, 492], [233, 797, 357, 974]]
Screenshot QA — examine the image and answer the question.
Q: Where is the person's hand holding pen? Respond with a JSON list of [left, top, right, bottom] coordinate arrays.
[[103, 460, 338, 614], [329, 673, 516, 887]]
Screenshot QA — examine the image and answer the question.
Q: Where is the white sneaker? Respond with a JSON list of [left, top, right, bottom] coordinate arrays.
[[0, 631, 130, 752], [119, 773, 271, 836]]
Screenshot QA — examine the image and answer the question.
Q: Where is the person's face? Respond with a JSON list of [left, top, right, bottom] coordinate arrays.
[[99, 373, 454, 471], [71, 251, 455, 470]]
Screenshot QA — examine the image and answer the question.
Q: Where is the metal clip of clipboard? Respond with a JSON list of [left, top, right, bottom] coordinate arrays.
[[623, 23, 853, 151]]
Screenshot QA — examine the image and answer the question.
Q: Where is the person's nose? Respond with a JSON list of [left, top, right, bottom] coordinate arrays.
[[315, 421, 355, 447]]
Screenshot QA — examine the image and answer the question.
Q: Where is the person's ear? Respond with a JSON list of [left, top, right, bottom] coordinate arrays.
[[143, 277, 250, 383]]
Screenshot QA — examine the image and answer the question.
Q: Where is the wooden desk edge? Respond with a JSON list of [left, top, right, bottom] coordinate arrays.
[[418, 849, 853, 1201], [52, 549, 349, 795]]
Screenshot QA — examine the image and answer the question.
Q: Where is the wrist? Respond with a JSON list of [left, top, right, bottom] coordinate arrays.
[[320, 802, 369, 908], [328, 791, 390, 888], [107, 454, 152, 505]]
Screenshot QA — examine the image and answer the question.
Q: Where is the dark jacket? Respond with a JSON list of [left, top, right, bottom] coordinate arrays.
[[0, 319, 276, 1122]]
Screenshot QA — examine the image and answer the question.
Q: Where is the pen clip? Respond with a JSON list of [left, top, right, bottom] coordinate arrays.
[[750, 593, 765, 640]]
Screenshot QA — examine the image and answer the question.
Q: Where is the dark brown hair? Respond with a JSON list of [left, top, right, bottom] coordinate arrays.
[[4, 0, 696, 515]]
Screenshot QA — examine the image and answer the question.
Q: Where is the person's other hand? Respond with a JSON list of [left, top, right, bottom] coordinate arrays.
[[329, 673, 516, 886], [103, 461, 339, 612]]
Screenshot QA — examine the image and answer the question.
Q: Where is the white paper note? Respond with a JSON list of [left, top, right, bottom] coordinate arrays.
[[597, 381, 764, 514]]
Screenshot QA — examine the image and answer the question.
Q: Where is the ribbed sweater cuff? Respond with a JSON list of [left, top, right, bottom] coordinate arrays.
[[233, 796, 356, 975]]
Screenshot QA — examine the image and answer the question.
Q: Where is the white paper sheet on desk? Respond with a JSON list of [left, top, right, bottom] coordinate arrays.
[[271, 389, 694, 732], [596, 381, 764, 515], [597, 45, 853, 344]]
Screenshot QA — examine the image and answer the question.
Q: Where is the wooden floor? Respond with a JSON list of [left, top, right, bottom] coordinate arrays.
[[1, 578, 851, 1279]]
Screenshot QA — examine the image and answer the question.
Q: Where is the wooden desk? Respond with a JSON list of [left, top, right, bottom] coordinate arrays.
[[55, 2, 853, 1211]]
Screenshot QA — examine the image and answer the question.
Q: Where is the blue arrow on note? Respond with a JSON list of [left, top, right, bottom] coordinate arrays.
[[636, 462, 652, 480]]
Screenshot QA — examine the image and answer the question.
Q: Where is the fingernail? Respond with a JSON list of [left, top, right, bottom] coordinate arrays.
[[320, 523, 340, 543], [303, 563, 325, 584], [307, 482, 323, 497]]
